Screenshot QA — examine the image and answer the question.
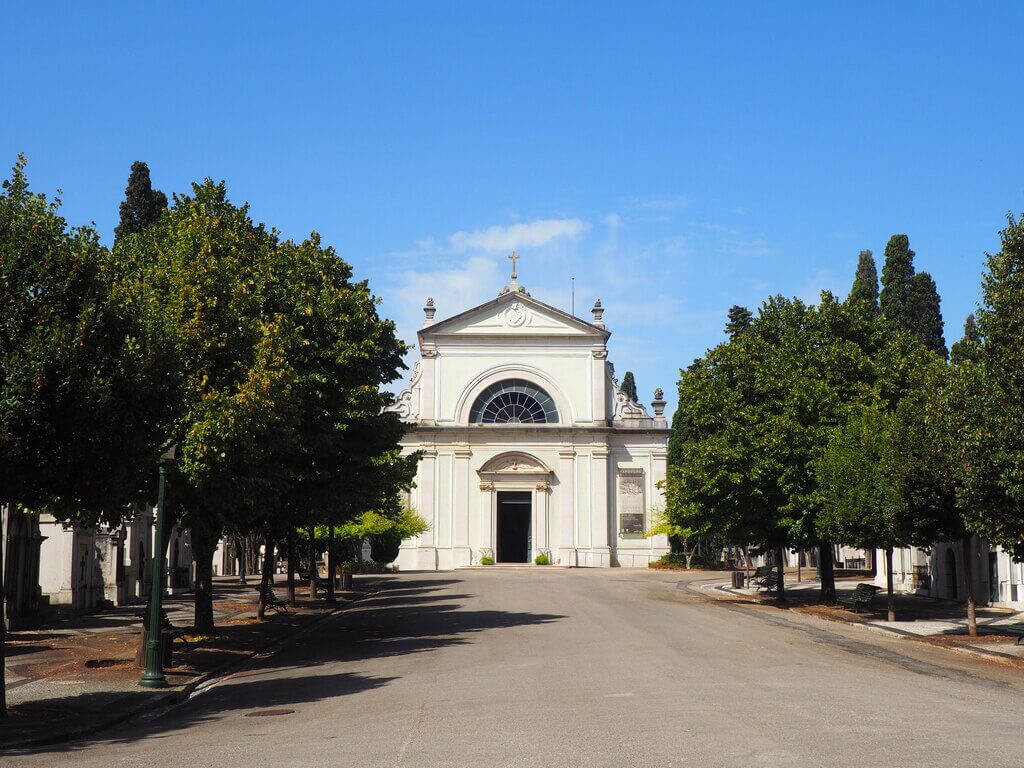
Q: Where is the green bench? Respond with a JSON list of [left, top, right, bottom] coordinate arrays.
[[750, 565, 773, 589], [838, 583, 882, 613], [1005, 623, 1024, 645], [756, 572, 780, 592]]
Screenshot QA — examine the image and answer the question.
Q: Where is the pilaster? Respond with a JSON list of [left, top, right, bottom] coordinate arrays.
[[557, 448, 577, 566], [416, 448, 438, 570], [452, 447, 473, 567], [591, 449, 611, 566]]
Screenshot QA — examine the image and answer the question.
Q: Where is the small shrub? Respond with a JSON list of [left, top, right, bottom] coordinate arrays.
[[479, 556, 495, 565], [534, 552, 550, 565]]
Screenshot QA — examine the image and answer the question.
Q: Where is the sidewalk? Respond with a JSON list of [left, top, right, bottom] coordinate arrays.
[[700, 575, 1024, 663], [2, 575, 361, 750]]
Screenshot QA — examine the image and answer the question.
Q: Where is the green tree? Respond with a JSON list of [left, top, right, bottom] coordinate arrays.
[[847, 250, 880, 316], [939, 214, 1024, 560], [949, 313, 980, 365], [907, 271, 947, 358], [114, 161, 167, 241], [0, 157, 173, 715], [880, 234, 916, 328], [662, 292, 932, 603], [817, 382, 961, 621], [724, 305, 753, 337], [620, 371, 638, 402], [112, 180, 304, 631]]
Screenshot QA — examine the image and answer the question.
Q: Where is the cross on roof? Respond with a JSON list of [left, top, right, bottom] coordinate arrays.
[[508, 251, 519, 280]]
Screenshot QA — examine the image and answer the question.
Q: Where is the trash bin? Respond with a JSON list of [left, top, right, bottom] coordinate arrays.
[[731, 571, 745, 589], [340, 572, 353, 591]]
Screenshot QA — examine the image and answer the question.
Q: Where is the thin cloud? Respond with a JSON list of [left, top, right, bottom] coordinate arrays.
[[447, 218, 589, 253]]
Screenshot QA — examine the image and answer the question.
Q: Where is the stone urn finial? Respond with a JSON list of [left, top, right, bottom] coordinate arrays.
[[592, 298, 605, 328], [424, 297, 436, 326]]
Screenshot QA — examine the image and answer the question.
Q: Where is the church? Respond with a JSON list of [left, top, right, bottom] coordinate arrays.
[[387, 254, 671, 570]]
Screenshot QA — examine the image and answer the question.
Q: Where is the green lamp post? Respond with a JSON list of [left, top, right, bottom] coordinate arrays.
[[139, 442, 176, 689]]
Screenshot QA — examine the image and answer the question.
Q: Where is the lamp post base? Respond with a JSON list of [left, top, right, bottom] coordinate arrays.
[[138, 671, 168, 688]]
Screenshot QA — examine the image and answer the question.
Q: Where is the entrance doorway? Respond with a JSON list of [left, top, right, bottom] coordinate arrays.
[[496, 491, 531, 563]]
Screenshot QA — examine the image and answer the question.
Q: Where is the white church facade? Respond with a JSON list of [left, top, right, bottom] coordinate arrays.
[[387, 257, 671, 570]]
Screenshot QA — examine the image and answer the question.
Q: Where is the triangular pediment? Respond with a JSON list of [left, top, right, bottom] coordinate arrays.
[[421, 291, 609, 339]]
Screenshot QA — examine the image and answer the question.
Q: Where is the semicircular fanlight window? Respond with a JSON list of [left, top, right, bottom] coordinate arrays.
[[469, 379, 560, 424]]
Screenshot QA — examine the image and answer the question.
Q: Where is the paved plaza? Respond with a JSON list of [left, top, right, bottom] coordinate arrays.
[[5, 569, 1024, 767]]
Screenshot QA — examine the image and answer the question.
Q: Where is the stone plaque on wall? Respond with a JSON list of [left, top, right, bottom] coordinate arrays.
[[618, 468, 646, 535]]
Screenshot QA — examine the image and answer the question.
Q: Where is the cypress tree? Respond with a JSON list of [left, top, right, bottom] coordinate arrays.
[[724, 305, 753, 337], [907, 271, 947, 358], [848, 250, 880, 316], [115, 161, 167, 240], [880, 234, 916, 328], [621, 371, 638, 402], [950, 313, 981, 365]]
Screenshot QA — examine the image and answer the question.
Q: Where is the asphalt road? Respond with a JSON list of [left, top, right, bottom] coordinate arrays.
[[8, 569, 1024, 768]]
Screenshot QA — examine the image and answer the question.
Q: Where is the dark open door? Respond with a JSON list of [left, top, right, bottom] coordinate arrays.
[[496, 491, 531, 563]]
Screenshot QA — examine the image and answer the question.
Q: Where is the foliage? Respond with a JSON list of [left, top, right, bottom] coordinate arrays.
[[907, 272, 947, 358], [880, 234, 916, 329], [114, 161, 167, 241], [816, 384, 960, 551], [0, 155, 173, 522], [847, 250, 880, 316], [949, 314, 980, 365], [648, 552, 693, 570], [111, 179, 415, 630], [620, 371, 638, 402], [878, 234, 946, 357], [534, 552, 550, 565], [724, 305, 753, 337], [936, 214, 1024, 557], [479, 555, 495, 565], [661, 290, 936, 598]]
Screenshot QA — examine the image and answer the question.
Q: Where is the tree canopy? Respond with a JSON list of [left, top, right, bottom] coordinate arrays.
[[620, 371, 638, 402], [114, 161, 167, 241]]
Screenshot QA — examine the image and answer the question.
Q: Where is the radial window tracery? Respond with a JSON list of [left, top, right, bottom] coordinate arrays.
[[469, 379, 559, 424]]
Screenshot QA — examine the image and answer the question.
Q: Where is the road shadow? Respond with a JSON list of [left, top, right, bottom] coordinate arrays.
[[5, 573, 564, 756]]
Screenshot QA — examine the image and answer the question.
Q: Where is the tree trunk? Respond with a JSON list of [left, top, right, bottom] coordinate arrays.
[[743, 545, 752, 583], [192, 528, 218, 634], [885, 545, 896, 622], [257, 536, 274, 621], [236, 536, 247, 584], [963, 535, 978, 637], [308, 526, 317, 597], [819, 543, 836, 604], [775, 545, 786, 602], [286, 530, 296, 607], [326, 525, 336, 603], [1, 503, 9, 717]]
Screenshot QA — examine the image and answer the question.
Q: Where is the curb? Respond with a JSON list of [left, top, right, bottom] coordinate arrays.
[[685, 577, 1024, 666], [1, 588, 373, 754]]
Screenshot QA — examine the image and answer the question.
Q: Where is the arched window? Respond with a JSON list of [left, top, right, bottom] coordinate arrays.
[[469, 379, 559, 424]]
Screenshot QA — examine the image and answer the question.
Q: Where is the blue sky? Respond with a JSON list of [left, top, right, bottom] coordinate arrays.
[[5, 3, 1024, 413]]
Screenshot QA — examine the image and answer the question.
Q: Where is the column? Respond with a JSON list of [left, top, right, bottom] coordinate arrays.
[[591, 449, 611, 566], [416, 449, 438, 570], [557, 448, 576, 566], [452, 447, 473, 567]]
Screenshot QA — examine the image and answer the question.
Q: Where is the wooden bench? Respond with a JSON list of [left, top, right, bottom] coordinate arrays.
[[838, 584, 882, 613], [254, 586, 290, 614], [1004, 623, 1024, 645]]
